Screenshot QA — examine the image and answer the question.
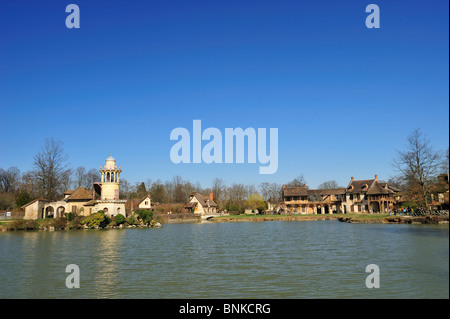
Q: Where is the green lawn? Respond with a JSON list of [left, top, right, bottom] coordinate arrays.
[[211, 213, 390, 221]]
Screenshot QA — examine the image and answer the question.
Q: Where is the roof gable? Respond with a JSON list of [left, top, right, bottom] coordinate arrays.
[[347, 179, 375, 193], [139, 195, 151, 205], [366, 181, 390, 195], [190, 192, 217, 207], [21, 198, 48, 209], [66, 187, 93, 201], [282, 186, 309, 197]]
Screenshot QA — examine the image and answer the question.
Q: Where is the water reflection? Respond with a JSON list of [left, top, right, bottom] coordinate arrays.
[[83, 230, 125, 298], [0, 222, 448, 299]]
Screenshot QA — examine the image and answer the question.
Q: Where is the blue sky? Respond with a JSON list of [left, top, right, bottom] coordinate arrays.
[[0, 0, 448, 189]]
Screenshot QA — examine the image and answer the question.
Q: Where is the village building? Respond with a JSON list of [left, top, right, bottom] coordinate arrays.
[[125, 194, 153, 215], [281, 175, 401, 214], [430, 173, 449, 209], [23, 155, 127, 219], [184, 192, 218, 215]]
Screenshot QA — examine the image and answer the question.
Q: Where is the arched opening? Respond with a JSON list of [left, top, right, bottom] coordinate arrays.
[[106, 172, 111, 182], [45, 206, 54, 218], [57, 206, 65, 218], [117, 207, 121, 215], [372, 202, 380, 213]]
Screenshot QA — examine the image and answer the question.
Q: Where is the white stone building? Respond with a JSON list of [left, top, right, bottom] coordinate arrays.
[[23, 155, 127, 219]]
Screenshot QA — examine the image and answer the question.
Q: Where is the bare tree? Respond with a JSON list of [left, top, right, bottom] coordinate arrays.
[[119, 178, 133, 198], [144, 178, 153, 193], [317, 180, 340, 189], [172, 175, 185, 203], [259, 182, 272, 201], [85, 168, 101, 188], [20, 170, 37, 195], [393, 128, 442, 207], [225, 183, 247, 203], [268, 183, 282, 203], [0, 167, 21, 193], [442, 148, 449, 183], [33, 138, 71, 201], [73, 166, 87, 188], [212, 177, 225, 206], [386, 175, 405, 192], [286, 174, 307, 187]]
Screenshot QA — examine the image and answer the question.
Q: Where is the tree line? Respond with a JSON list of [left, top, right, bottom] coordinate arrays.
[[0, 138, 309, 212], [1, 129, 448, 212]]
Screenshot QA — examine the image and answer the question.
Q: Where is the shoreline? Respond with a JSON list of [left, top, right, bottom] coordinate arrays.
[[210, 214, 341, 223], [339, 215, 449, 224], [209, 214, 449, 224], [1, 213, 448, 232]]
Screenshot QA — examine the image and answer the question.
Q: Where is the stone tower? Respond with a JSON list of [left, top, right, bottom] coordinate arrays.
[[99, 155, 122, 200]]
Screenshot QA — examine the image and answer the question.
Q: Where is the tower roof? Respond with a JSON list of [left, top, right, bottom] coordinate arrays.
[[106, 154, 115, 161]]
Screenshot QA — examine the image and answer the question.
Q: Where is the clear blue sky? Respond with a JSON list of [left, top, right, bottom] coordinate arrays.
[[0, 0, 448, 189]]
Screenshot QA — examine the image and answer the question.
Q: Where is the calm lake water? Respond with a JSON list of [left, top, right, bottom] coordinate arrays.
[[0, 220, 448, 299]]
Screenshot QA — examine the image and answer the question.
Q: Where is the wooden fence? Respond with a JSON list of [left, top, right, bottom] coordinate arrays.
[[0, 211, 25, 220]]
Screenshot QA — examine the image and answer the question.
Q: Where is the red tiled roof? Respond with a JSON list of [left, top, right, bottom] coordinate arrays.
[[66, 187, 93, 201]]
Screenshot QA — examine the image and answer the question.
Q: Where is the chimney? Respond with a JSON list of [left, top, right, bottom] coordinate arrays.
[[351, 177, 354, 182], [375, 174, 378, 181], [210, 192, 214, 201]]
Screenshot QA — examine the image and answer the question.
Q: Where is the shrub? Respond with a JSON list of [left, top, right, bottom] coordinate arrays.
[[7, 220, 38, 231], [51, 217, 68, 229], [115, 214, 125, 225], [81, 211, 112, 228], [68, 216, 84, 229], [104, 215, 112, 226], [126, 215, 138, 225], [135, 209, 153, 224]]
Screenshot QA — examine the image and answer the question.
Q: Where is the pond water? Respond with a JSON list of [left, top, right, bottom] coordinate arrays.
[[0, 220, 448, 298]]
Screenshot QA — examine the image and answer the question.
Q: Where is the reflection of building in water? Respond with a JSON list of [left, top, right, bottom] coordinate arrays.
[[23, 156, 127, 219], [91, 229, 125, 298]]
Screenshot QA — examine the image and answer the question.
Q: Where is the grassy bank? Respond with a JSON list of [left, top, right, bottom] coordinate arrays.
[[211, 213, 344, 222], [210, 213, 449, 224], [210, 213, 399, 223]]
